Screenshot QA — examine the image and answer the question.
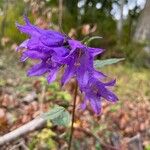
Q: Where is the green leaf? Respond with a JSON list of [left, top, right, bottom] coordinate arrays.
[[52, 110, 71, 126], [83, 36, 102, 45], [109, 104, 121, 112], [42, 105, 71, 126], [94, 58, 125, 68], [57, 91, 71, 101], [42, 105, 65, 120]]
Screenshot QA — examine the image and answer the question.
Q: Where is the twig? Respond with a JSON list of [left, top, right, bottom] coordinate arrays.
[[9, 140, 29, 150], [0, 117, 46, 146], [0, 115, 119, 150], [75, 127, 120, 150], [68, 80, 78, 150]]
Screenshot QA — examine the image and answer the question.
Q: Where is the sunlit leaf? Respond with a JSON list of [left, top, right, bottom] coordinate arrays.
[[42, 105, 65, 120], [52, 110, 71, 126], [94, 58, 125, 68], [42, 105, 71, 126]]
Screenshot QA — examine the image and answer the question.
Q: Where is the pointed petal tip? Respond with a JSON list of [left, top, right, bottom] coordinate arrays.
[[80, 102, 86, 110], [23, 15, 30, 25], [16, 46, 19, 51], [104, 79, 116, 86], [27, 72, 32, 77], [60, 80, 66, 88], [20, 56, 28, 62], [15, 22, 19, 27], [107, 95, 119, 103], [94, 111, 101, 115], [15, 22, 21, 29]]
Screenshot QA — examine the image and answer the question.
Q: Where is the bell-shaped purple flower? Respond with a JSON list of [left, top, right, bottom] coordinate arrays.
[[16, 17, 70, 83], [53, 39, 105, 87], [80, 77, 118, 114], [16, 17, 118, 114]]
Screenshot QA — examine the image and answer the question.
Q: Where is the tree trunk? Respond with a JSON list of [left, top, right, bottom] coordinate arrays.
[[134, 0, 150, 42], [117, 0, 125, 39]]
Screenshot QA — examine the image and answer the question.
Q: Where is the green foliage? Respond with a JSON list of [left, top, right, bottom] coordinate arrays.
[[43, 105, 65, 120], [56, 91, 72, 102], [94, 58, 125, 68], [93, 124, 107, 133], [116, 43, 150, 68], [28, 122, 57, 150], [42, 105, 71, 126], [52, 110, 71, 126], [103, 64, 150, 101], [0, 0, 26, 43], [0, 0, 147, 68], [0, 79, 6, 87], [39, 78, 71, 102], [109, 103, 121, 112], [145, 145, 150, 150], [95, 141, 102, 150]]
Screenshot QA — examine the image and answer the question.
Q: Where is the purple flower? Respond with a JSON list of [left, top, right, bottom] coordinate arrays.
[[53, 39, 118, 114], [16, 17, 70, 83], [16, 16, 69, 62], [53, 39, 106, 87], [16, 17, 118, 114], [80, 78, 118, 114]]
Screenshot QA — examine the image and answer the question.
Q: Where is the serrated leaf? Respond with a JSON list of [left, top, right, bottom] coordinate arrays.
[[52, 110, 71, 126], [42, 105, 65, 120], [84, 36, 102, 45], [94, 58, 125, 68]]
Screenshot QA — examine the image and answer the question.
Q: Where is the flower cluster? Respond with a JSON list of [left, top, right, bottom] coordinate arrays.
[[16, 17, 118, 114]]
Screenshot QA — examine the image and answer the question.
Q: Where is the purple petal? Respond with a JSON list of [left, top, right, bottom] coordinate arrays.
[[16, 23, 40, 37], [20, 53, 28, 62], [96, 81, 118, 102], [27, 37, 43, 50], [104, 79, 116, 86], [89, 95, 101, 114], [52, 47, 69, 57], [80, 97, 87, 110], [16, 16, 44, 36], [61, 59, 75, 86], [40, 34, 64, 47], [76, 51, 90, 88], [24, 50, 48, 60], [104, 90, 118, 102], [16, 39, 29, 51], [27, 63, 48, 76], [77, 71, 89, 89], [88, 47, 104, 56], [93, 70, 107, 79], [47, 69, 58, 83], [68, 39, 83, 50]]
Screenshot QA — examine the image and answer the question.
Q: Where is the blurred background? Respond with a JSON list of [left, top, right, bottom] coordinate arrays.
[[0, 0, 150, 150]]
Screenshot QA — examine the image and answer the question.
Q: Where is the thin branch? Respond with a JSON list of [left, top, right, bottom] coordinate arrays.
[[9, 140, 29, 150], [0, 115, 119, 150], [0, 117, 46, 146]]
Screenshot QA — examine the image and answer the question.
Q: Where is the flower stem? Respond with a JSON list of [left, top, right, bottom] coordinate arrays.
[[68, 80, 78, 150]]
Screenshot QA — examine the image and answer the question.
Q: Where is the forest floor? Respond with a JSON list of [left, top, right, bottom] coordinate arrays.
[[0, 49, 150, 150]]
